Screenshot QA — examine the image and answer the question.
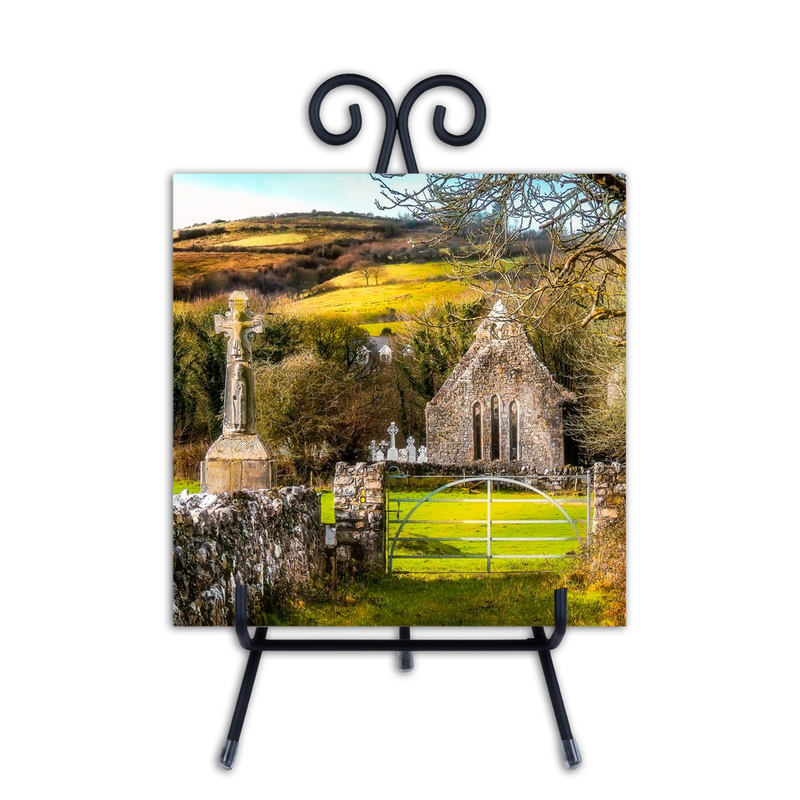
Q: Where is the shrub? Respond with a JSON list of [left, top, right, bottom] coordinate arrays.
[[172, 441, 209, 482], [176, 226, 226, 241], [570, 517, 626, 626]]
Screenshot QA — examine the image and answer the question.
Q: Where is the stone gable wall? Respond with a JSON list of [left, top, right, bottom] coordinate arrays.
[[426, 334, 566, 469], [173, 487, 323, 626]]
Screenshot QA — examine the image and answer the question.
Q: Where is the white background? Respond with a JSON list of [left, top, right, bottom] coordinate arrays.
[[2, 1, 798, 797]]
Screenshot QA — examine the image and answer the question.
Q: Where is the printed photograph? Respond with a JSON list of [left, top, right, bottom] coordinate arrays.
[[172, 173, 626, 626]]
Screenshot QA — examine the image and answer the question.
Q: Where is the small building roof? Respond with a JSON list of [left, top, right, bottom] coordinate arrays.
[[366, 336, 394, 352]]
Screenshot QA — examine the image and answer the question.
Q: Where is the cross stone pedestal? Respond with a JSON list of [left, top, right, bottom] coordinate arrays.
[[201, 434, 274, 493]]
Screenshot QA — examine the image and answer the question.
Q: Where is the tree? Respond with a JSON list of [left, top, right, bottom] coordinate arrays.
[[173, 300, 227, 444], [563, 333, 626, 461], [394, 299, 484, 401], [356, 263, 373, 286], [376, 174, 627, 464], [375, 173, 626, 346], [254, 351, 389, 481], [300, 315, 369, 373]]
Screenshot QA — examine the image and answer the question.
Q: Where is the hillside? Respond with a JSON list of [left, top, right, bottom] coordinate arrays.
[[286, 262, 478, 333], [172, 212, 449, 301]]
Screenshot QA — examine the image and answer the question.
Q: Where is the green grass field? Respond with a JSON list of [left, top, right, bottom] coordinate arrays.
[[359, 321, 404, 336], [263, 573, 604, 626], [385, 485, 587, 574], [173, 484, 607, 625], [219, 232, 307, 248], [173, 480, 201, 494], [292, 262, 477, 324]]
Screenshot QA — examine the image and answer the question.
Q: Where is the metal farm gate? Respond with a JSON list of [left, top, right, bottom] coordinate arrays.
[[386, 473, 592, 574]]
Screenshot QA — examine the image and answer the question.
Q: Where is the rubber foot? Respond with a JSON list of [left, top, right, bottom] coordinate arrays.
[[398, 650, 414, 672], [561, 738, 582, 770], [219, 739, 239, 770]]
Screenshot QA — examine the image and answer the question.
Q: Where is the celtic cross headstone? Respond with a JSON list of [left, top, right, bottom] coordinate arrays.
[[387, 422, 399, 461]]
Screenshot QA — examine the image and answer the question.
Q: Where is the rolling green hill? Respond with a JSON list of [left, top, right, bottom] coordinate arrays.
[[287, 262, 478, 330], [173, 213, 477, 325]]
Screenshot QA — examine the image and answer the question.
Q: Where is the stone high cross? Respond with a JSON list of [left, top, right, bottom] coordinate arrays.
[[201, 290, 274, 493], [214, 290, 264, 363], [213, 291, 264, 436]]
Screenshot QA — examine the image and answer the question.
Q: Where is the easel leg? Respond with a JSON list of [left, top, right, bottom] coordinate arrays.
[[533, 627, 581, 769], [398, 626, 414, 672], [219, 627, 268, 770]]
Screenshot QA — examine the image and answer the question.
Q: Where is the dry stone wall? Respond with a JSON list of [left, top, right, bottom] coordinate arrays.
[[173, 487, 323, 626], [394, 461, 589, 493], [591, 462, 626, 542], [332, 462, 385, 576]]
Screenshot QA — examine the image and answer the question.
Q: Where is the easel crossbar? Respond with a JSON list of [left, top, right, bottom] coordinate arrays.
[[234, 639, 561, 652], [233, 586, 568, 653]]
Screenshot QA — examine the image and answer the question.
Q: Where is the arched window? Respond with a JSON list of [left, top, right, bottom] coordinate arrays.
[[509, 401, 518, 461], [490, 395, 500, 460], [472, 402, 482, 460]]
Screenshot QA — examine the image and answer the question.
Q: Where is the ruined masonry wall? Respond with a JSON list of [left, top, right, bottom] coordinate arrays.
[[173, 487, 323, 626], [426, 335, 566, 470], [396, 461, 588, 493], [332, 462, 386, 575], [591, 462, 626, 543]]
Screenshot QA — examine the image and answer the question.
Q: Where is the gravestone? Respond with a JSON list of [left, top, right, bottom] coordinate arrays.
[[417, 445, 428, 463], [201, 291, 275, 493], [406, 435, 417, 463], [386, 422, 399, 461]]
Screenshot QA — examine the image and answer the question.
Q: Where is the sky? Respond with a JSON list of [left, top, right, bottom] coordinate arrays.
[[172, 174, 429, 229]]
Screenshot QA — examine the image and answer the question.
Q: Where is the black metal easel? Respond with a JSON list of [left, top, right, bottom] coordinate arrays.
[[219, 75, 581, 772]]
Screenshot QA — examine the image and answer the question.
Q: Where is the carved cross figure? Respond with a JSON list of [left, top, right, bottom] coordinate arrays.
[[369, 440, 378, 460], [213, 291, 263, 435], [214, 291, 264, 363], [418, 445, 428, 463], [406, 435, 417, 463], [387, 422, 399, 461]]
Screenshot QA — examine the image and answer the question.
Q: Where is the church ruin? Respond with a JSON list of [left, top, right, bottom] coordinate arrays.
[[425, 301, 574, 470]]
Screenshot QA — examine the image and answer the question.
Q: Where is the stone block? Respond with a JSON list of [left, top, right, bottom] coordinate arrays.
[[201, 433, 274, 493]]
